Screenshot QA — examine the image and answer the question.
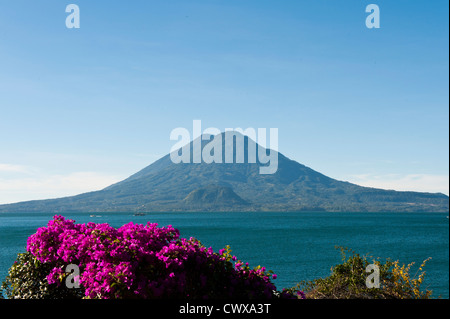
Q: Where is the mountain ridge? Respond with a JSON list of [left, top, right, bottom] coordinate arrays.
[[0, 132, 448, 213]]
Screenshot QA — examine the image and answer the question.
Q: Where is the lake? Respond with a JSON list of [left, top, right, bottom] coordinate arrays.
[[0, 211, 448, 298]]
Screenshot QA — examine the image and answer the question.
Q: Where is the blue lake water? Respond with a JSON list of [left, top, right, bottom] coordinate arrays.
[[0, 211, 448, 298]]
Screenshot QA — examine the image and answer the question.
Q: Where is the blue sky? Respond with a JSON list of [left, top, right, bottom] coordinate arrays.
[[0, 0, 448, 204]]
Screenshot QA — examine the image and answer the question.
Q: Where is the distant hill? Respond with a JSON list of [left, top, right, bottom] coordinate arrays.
[[183, 185, 249, 209], [0, 132, 448, 213]]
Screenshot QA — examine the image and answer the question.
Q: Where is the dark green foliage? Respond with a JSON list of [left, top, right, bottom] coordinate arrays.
[[287, 247, 433, 299], [1, 252, 84, 299]]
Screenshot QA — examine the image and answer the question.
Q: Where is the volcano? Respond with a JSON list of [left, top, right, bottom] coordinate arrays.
[[0, 132, 448, 213]]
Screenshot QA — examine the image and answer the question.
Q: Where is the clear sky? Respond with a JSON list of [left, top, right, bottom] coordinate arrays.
[[0, 0, 448, 204]]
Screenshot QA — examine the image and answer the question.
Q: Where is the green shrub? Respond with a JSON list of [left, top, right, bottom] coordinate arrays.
[[286, 246, 433, 299], [1, 251, 84, 299]]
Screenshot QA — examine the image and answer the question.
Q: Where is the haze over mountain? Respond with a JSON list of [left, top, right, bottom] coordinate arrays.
[[0, 132, 448, 213]]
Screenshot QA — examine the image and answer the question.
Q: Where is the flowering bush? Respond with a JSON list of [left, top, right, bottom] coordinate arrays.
[[287, 246, 433, 299], [2, 216, 303, 299]]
